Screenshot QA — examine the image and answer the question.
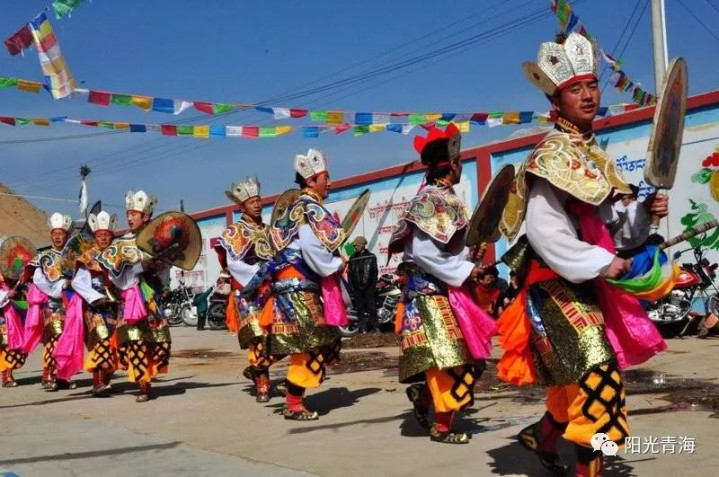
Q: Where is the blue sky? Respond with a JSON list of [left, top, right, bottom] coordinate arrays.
[[1, 0, 718, 219]]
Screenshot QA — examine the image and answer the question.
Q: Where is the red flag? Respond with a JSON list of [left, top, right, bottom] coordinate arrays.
[[193, 102, 214, 114], [242, 126, 259, 138], [0, 117, 17, 126], [161, 125, 178, 136], [290, 108, 308, 118], [4, 24, 33, 56], [88, 90, 111, 106]]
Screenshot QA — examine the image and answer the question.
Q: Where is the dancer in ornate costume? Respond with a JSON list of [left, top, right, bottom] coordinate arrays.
[[497, 33, 668, 476], [69, 211, 120, 397], [0, 274, 27, 387], [96, 191, 171, 402], [215, 176, 281, 402], [264, 148, 345, 420], [387, 124, 496, 444], [23, 213, 75, 391]]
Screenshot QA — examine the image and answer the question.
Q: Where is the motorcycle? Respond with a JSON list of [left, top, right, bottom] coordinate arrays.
[[647, 245, 719, 337], [164, 285, 198, 327], [339, 273, 402, 338], [205, 291, 229, 330]]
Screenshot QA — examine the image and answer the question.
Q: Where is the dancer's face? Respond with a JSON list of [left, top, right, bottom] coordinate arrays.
[[552, 79, 600, 130]]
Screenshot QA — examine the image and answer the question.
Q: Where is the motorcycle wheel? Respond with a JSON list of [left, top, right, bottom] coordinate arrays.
[[705, 294, 719, 316], [180, 305, 198, 327], [165, 306, 184, 326], [207, 302, 227, 330], [338, 309, 360, 337]]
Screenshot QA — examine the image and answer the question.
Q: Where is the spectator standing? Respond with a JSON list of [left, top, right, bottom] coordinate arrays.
[[348, 236, 379, 333]]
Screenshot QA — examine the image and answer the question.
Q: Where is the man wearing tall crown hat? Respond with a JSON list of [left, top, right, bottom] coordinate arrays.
[[262, 148, 345, 420], [214, 176, 283, 403], [386, 124, 496, 444], [22, 212, 76, 391], [497, 33, 669, 476], [1, 272, 28, 387], [67, 211, 121, 397], [94, 191, 172, 403]]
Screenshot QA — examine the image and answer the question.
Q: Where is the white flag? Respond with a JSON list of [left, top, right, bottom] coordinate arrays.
[[79, 179, 88, 214]]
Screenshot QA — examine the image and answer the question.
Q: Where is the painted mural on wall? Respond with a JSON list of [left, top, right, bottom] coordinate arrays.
[[682, 147, 719, 250]]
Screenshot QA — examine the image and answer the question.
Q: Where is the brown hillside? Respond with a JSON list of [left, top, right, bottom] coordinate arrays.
[[0, 183, 51, 247]]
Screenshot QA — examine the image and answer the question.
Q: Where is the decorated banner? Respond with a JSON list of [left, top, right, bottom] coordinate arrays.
[[28, 12, 76, 99], [551, 0, 656, 107]]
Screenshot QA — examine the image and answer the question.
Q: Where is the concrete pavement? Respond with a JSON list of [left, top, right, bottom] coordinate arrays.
[[1, 327, 718, 477]]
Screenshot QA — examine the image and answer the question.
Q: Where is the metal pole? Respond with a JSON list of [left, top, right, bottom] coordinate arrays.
[[651, 0, 669, 91], [650, 0, 671, 241]]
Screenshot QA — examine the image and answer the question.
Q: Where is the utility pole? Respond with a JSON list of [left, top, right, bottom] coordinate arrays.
[[651, 0, 669, 91], [650, 0, 671, 240], [180, 199, 185, 212]]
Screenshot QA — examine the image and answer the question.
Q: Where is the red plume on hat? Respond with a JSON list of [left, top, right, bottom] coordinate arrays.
[[413, 123, 462, 166]]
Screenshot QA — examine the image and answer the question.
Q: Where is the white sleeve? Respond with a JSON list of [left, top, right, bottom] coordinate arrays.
[[108, 262, 143, 290], [298, 224, 343, 278], [625, 201, 651, 244], [71, 267, 105, 303], [33, 267, 65, 298], [411, 229, 474, 287], [227, 254, 260, 288], [0, 289, 9, 308], [526, 179, 615, 283]]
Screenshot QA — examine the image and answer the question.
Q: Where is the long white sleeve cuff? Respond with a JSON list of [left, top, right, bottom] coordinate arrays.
[[71, 267, 105, 303], [526, 179, 615, 283], [297, 224, 343, 278], [411, 229, 474, 287], [227, 254, 260, 287], [32, 267, 64, 298]]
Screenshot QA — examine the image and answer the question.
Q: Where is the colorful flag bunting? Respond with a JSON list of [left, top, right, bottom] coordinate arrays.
[[29, 12, 76, 99]]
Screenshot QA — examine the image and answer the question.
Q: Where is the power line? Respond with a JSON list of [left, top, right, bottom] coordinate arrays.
[[601, 0, 649, 94], [598, 0, 644, 83], [678, 0, 719, 43]]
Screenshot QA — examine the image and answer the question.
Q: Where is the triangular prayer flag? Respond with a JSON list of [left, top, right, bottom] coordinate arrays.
[[369, 124, 385, 133], [129, 124, 146, 133], [335, 124, 351, 134], [290, 108, 308, 118], [353, 125, 370, 136], [470, 113, 488, 125], [519, 111, 534, 124], [174, 101, 192, 115], [386, 124, 403, 134], [0, 117, 17, 126], [408, 114, 427, 125], [52, 0, 86, 20], [502, 112, 521, 125]]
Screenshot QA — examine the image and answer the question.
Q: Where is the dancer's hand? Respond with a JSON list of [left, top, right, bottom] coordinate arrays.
[[469, 264, 486, 282], [602, 257, 631, 279], [646, 194, 669, 218]]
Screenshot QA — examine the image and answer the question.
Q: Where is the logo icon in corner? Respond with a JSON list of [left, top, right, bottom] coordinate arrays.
[[591, 432, 619, 456]]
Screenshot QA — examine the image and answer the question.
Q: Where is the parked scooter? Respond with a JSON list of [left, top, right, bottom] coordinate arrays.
[[339, 273, 402, 338], [647, 245, 719, 337]]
